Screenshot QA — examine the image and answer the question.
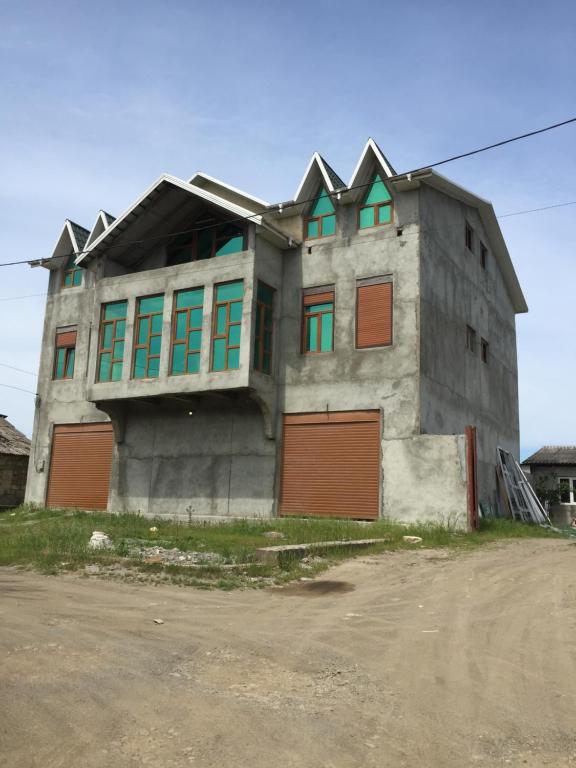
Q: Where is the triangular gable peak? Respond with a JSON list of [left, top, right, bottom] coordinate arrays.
[[188, 172, 269, 214], [293, 152, 346, 206], [347, 138, 396, 202], [86, 210, 117, 248], [38, 219, 89, 271]]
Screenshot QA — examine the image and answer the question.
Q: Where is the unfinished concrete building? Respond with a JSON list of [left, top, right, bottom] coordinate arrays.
[[25, 140, 527, 526]]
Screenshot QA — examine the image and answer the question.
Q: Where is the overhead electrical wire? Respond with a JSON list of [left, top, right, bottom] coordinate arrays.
[[0, 115, 574, 270]]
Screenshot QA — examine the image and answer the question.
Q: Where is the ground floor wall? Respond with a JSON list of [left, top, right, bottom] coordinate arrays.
[[27, 399, 471, 527], [0, 454, 30, 509], [525, 464, 576, 527]]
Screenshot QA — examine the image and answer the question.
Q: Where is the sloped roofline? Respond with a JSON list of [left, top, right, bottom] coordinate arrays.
[[77, 174, 267, 265], [393, 168, 528, 314], [293, 152, 347, 203], [348, 138, 397, 188], [188, 171, 270, 209], [85, 210, 116, 248]]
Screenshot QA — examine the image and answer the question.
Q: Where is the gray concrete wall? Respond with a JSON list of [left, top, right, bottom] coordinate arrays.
[[0, 454, 30, 509], [526, 464, 576, 526], [382, 435, 468, 527], [418, 185, 520, 513]]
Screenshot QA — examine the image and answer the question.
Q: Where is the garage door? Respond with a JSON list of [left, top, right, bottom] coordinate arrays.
[[279, 411, 380, 519], [46, 423, 113, 510]]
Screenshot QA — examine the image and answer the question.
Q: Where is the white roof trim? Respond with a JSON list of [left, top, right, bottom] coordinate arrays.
[[293, 152, 343, 202], [188, 171, 269, 208], [348, 138, 396, 188], [86, 210, 114, 248], [77, 174, 264, 264]]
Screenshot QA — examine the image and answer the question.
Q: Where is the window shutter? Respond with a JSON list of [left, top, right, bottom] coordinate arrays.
[[56, 329, 77, 348], [303, 290, 334, 306], [356, 281, 393, 348]]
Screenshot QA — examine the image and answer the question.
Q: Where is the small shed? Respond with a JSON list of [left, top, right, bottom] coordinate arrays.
[[0, 415, 31, 510], [522, 446, 576, 526]]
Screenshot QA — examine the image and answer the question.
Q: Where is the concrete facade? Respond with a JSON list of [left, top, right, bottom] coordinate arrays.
[[25, 144, 528, 526]]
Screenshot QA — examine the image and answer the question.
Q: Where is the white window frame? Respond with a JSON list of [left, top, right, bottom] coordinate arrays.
[[558, 477, 576, 504]]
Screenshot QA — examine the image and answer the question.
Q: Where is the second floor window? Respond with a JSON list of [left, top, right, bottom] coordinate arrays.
[[254, 282, 274, 374], [358, 174, 393, 229], [53, 328, 77, 379], [211, 281, 243, 371], [97, 301, 127, 382], [303, 288, 334, 353], [305, 187, 336, 239], [171, 288, 204, 375], [62, 255, 83, 288], [166, 223, 245, 266], [133, 295, 164, 379]]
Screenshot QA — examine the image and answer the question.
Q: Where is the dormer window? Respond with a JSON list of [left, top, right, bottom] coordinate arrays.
[[166, 221, 245, 266], [62, 255, 83, 288], [358, 174, 393, 229], [305, 187, 336, 240]]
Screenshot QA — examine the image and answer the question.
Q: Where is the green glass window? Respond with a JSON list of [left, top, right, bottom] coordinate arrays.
[[133, 295, 164, 379], [97, 301, 128, 382], [62, 255, 83, 288], [253, 282, 274, 374], [171, 288, 204, 375], [211, 281, 243, 371], [305, 186, 336, 239], [358, 174, 393, 229], [166, 223, 245, 266], [53, 328, 77, 380], [303, 291, 334, 353]]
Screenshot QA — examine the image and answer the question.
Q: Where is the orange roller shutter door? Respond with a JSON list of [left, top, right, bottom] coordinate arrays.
[[356, 281, 393, 348], [280, 411, 381, 520], [46, 423, 113, 510]]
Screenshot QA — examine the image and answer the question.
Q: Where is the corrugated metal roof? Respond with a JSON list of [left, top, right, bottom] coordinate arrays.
[[0, 417, 30, 456], [521, 446, 576, 466]]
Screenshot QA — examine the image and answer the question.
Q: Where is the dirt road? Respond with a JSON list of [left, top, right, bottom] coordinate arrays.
[[1, 539, 576, 767]]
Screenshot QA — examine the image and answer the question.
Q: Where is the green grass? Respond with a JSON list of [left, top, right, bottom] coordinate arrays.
[[0, 505, 568, 588]]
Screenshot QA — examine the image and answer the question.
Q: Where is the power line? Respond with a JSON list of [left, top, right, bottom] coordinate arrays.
[[0, 382, 37, 395], [0, 292, 47, 302], [498, 200, 576, 219], [0, 362, 37, 377], [0, 115, 574, 269]]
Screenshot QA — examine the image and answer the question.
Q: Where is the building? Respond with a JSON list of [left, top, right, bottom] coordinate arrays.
[[0, 415, 30, 509], [25, 139, 527, 526], [522, 447, 576, 525]]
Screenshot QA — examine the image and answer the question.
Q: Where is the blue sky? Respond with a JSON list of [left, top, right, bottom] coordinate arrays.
[[0, 0, 575, 458]]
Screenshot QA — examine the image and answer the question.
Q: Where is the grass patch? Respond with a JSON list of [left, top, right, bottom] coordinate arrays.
[[0, 505, 568, 589]]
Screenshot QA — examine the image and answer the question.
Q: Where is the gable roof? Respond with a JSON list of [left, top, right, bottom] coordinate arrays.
[[188, 172, 269, 211], [293, 152, 347, 204], [34, 219, 90, 271], [0, 416, 30, 457], [347, 138, 396, 200], [86, 210, 117, 248], [522, 446, 576, 466]]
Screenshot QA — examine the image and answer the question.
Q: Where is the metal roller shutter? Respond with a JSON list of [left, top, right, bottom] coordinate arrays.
[[46, 423, 113, 510], [279, 411, 380, 519], [356, 281, 393, 348]]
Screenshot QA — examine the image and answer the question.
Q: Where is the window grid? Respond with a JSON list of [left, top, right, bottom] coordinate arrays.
[[166, 224, 245, 266], [97, 301, 127, 382], [302, 291, 334, 354], [211, 282, 243, 371], [358, 174, 393, 230], [62, 256, 83, 288], [170, 289, 204, 376], [133, 296, 164, 379], [254, 283, 274, 374]]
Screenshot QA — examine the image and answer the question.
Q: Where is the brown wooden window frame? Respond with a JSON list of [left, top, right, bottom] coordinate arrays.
[[132, 295, 164, 379], [355, 276, 393, 350], [480, 241, 488, 270], [356, 200, 394, 230], [210, 282, 243, 372], [465, 222, 474, 252], [304, 211, 337, 241], [97, 302, 127, 382], [302, 287, 335, 355], [166, 223, 246, 265], [254, 282, 275, 374], [53, 328, 77, 380], [481, 337, 489, 364], [169, 289, 204, 376]]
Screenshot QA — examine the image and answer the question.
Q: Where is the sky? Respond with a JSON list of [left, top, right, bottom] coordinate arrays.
[[0, 0, 575, 458]]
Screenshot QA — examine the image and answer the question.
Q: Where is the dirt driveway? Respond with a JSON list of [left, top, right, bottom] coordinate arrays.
[[1, 539, 576, 768]]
